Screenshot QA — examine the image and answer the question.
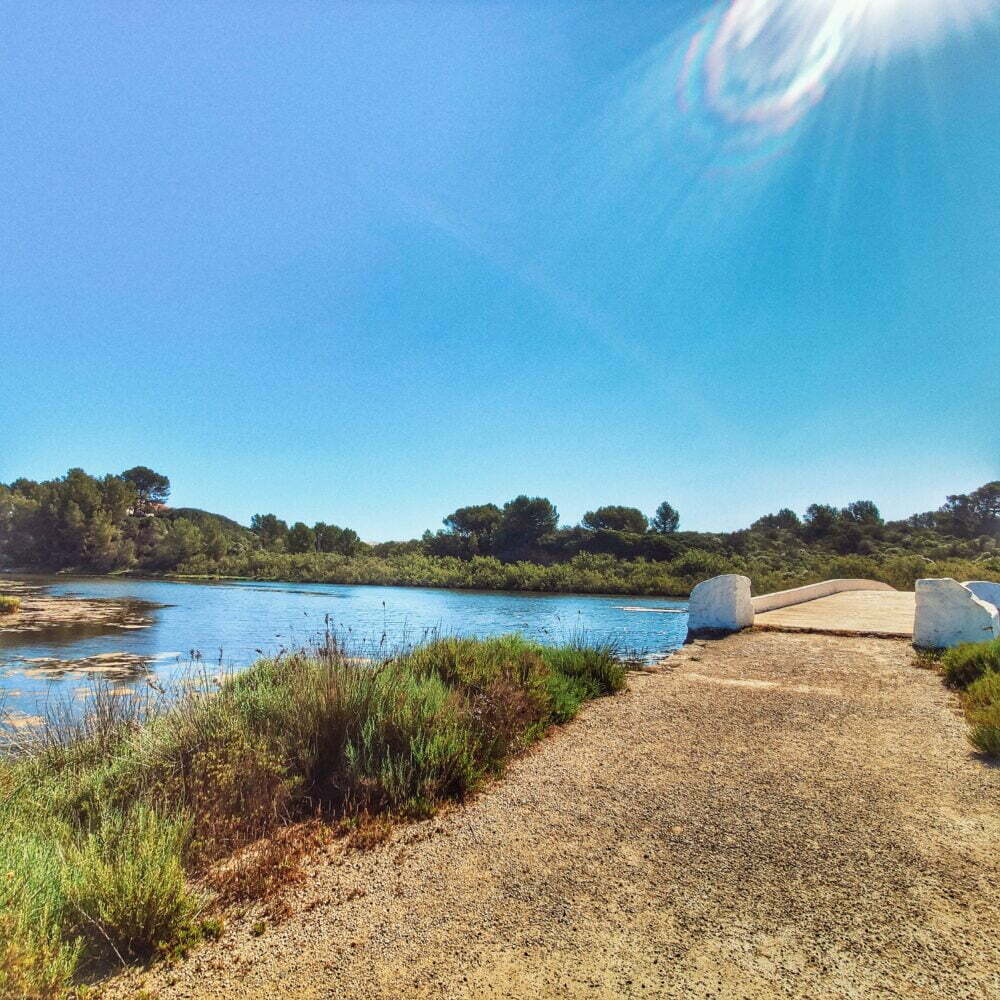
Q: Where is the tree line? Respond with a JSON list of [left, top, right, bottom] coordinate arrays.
[[1, 467, 997, 585]]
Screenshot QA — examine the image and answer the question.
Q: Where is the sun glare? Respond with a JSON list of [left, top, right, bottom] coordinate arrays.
[[676, 0, 999, 150]]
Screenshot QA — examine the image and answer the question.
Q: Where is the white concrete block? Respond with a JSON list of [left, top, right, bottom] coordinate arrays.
[[687, 574, 754, 636], [914, 578, 1000, 649], [962, 581, 1000, 613]]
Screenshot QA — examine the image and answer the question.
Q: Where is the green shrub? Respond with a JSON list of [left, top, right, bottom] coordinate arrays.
[[964, 670, 1000, 710], [62, 804, 199, 961], [968, 701, 1000, 757], [964, 671, 1000, 758], [0, 595, 21, 614], [940, 639, 1000, 689]]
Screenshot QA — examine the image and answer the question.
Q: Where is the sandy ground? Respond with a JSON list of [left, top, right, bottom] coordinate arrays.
[[754, 590, 916, 638], [108, 631, 999, 1000]]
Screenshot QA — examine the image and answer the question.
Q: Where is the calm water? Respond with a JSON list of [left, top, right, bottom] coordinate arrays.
[[0, 577, 688, 718]]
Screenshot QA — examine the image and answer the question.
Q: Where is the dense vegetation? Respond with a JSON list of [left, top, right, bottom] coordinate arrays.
[[0, 635, 623, 999], [935, 638, 1000, 757], [2, 467, 999, 595]]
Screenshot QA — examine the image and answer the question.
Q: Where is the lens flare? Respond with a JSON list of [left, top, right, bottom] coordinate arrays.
[[677, 0, 999, 152]]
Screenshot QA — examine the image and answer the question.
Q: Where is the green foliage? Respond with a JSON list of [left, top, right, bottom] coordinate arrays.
[[0, 595, 20, 614], [967, 701, 1000, 757], [121, 466, 170, 510], [954, 654, 1000, 757], [286, 522, 315, 554], [582, 505, 648, 534], [939, 639, 1000, 689], [61, 804, 198, 961], [2, 470, 999, 597], [1, 635, 623, 993], [495, 495, 559, 561], [650, 501, 680, 534]]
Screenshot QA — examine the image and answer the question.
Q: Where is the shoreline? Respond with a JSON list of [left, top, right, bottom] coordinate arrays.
[[2, 568, 692, 602]]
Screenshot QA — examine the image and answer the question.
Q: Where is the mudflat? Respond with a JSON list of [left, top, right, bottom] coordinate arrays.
[[111, 631, 1000, 1000], [0, 579, 151, 636]]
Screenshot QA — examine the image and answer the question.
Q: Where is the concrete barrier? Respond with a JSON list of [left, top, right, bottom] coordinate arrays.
[[913, 578, 1000, 649], [687, 574, 754, 635], [962, 581, 1000, 612], [751, 578, 895, 615]]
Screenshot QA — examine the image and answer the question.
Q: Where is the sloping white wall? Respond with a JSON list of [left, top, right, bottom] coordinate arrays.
[[751, 579, 895, 615]]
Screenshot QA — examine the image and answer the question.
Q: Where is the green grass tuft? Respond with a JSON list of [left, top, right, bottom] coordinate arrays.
[[940, 638, 1000, 689], [0, 595, 21, 614]]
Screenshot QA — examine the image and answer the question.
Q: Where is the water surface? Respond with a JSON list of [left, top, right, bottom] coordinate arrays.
[[0, 576, 688, 718]]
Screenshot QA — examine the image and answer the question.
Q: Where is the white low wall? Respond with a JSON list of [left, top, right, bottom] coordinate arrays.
[[913, 578, 1000, 649], [751, 578, 895, 615], [687, 574, 754, 634]]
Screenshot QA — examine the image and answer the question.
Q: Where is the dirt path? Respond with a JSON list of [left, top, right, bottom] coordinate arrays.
[[113, 632, 1000, 1000]]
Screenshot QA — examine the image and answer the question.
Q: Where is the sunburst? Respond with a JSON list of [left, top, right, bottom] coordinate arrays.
[[678, 0, 999, 145]]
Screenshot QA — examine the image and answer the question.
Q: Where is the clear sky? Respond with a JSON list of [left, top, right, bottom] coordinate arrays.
[[3, 1, 998, 540]]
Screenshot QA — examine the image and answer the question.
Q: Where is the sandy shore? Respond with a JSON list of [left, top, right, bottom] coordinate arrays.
[[104, 630, 1000, 1000]]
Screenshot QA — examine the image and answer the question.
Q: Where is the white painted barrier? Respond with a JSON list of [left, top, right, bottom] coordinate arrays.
[[751, 578, 895, 615], [913, 578, 1000, 649], [687, 574, 754, 635], [962, 581, 1000, 612]]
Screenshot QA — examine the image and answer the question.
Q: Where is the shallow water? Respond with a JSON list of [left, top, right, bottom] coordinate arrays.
[[0, 576, 688, 719]]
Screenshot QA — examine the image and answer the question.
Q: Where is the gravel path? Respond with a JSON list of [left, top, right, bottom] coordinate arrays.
[[111, 632, 1000, 1000]]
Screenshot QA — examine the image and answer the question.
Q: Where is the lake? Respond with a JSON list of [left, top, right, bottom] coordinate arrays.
[[0, 576, 688, 720]]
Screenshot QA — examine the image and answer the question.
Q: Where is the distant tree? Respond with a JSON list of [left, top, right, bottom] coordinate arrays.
[[201, 521, 228, 561], [751, 508, 800, 532], [581, 505, 648, 534], [313, 522, 362, 556], [250, 513, 289, 550], [442, 503, 503, 554], [803, 503, 840, 541], [121, 466, 170, 513], [942, 482, 1000, 538], [287, 521, 315, 554], [842, 500, 882, 525], [495, 496, 558, 561], [650, 501, 680, 534]]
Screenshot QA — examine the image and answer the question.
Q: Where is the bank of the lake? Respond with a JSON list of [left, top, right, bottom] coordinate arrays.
[[0, 576, 688, 719]]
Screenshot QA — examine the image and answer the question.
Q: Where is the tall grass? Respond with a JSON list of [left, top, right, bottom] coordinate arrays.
[[0, 595, 21, 614], [936, 638, 1000, 759], [0, 635, 625, 998]]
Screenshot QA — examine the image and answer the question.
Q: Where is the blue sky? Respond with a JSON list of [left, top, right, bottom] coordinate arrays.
[[2, 1, 998, 539]]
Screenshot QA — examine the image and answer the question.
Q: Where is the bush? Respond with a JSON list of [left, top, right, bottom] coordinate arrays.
[[964, 671, 1000, 757], [940, 639, 1000, 689], [0, 595, 21, 614], [968, 703, 1000, 757], [62, 804, 199, 961]]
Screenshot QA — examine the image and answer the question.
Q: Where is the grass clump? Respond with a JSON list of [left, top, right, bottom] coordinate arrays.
[[940, 638, 1000, 689], [964, 670, 1000, 757], [0, 634, 624, 996], [0, 595, 21, 614], [931, 638, 1000, 759]]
